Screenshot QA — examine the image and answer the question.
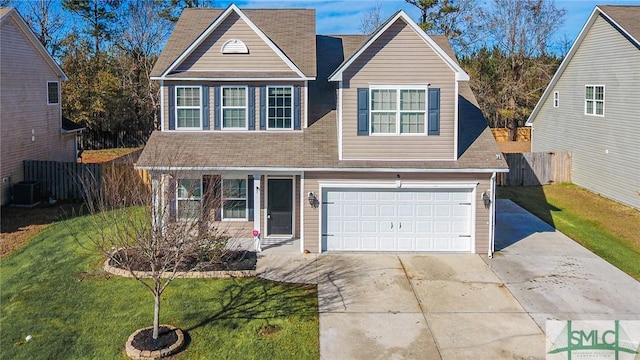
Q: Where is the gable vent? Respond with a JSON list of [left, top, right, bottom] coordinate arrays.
[[221, 39, 249, 54]]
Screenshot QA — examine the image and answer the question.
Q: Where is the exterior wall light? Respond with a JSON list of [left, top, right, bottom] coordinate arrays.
[[482, 191, 491, 209], [308, 192, 318, 208]]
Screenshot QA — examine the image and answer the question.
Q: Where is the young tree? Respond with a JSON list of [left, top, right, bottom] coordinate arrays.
[[70, 158, 241, 342]]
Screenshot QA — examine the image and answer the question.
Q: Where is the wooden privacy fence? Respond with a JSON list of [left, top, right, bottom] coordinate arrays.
[[497, 151, 571, 186], [23, 160, 149, 201], [24, 160, 101, 200]]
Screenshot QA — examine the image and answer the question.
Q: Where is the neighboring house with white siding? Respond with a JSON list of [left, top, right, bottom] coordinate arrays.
[[137, 5, 508, 255], [0, 8, 83, 205], [526, 5, 640, 210]]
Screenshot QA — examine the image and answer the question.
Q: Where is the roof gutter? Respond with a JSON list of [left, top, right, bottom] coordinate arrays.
[[135, 165, 509, 173], [150, 76, 316, 81]]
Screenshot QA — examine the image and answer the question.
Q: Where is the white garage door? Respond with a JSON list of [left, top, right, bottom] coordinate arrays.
[[322, 188, 473, 252]]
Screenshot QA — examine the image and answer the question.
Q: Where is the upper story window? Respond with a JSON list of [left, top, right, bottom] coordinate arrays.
[[222, 177, 247, 220], [267, 86, 293, 129], [222, 86, 248, 129], [585, 85, 604, 116], [553, 91, 559, 108], [370, 87, 426, 135], [47, 81, 59, 105], [176, 178, 202, 220], [176, 86, 201, 129]]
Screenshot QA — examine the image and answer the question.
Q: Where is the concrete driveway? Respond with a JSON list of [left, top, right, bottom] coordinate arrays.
[[257, 200, 640, 359], [488, 200, 640, 330], [259, 253, 544, 359]]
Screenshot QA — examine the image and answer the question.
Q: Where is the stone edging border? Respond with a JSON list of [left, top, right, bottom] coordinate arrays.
[[104, 258, 256, 279], [125, 325, 184, 359]]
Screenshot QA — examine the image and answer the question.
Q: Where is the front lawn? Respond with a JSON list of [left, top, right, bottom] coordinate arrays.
[[0, 212, 319, 359], [498, 184, 640, 280]]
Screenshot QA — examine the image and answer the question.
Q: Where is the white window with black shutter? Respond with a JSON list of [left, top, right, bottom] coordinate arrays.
[[168, 85, 209, 130], [178, 175, 254, 222], [176, 178, 202, 220], [259, 85, 301, 130], [357, 85, 439, 136]]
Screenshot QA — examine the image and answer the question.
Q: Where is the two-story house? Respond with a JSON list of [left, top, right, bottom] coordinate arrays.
[[527, 5, 640, 210], [137, 4, 508, 255], [0, 8, 83, 205]]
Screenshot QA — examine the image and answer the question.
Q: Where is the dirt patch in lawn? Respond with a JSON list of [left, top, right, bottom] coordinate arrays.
[[80, 147, 141, 163], [0, 202, 84, 258]]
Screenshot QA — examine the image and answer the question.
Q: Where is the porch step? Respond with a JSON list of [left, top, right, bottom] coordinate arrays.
[[262, 237, 294, 246]]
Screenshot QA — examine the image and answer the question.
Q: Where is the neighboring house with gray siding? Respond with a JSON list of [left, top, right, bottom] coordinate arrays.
[[527, 5, 640, 210], [137, 5, 508, 255], [0, 8, 83, 205]]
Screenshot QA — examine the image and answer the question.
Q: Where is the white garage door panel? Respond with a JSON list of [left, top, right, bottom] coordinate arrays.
[[322, 188, 473, 252]]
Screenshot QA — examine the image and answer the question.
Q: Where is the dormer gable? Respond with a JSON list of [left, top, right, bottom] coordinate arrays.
[[329, 10, 469, 83], [153, 4, 315, 80]]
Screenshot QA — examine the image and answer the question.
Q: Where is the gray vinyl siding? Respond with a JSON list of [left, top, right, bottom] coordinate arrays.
[[161, 81, 305, 131], [303, 172, 491, 254], [531, 16, 640, 209], [341, 19, 456, 160], [176, 12, 291, 73], [0, 16, 75, 205]]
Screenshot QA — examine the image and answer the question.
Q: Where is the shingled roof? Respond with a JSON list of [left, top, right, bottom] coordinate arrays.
[[598, 5, 640, 46], [150, 6, 316, 78], [138, 30, 506, 171]]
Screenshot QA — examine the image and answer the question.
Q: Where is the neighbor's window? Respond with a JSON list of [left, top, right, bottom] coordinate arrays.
[[222, 178, 247, 220], [371, 87, 426, 134], [47, 82, 59, 104], [267, 86, 292, 129], [553, 91, 559, 108], [222, 86, 247, 129], [176, 86, 201, 128], [176, 179, 202, 220], [585, 85, 604, 116]]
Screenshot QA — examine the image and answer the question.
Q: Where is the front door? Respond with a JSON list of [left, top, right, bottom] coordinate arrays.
[[267, 179, 293, 235]]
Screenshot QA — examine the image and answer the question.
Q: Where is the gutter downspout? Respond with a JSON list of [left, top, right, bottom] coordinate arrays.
[[488, 172, 497, 258]]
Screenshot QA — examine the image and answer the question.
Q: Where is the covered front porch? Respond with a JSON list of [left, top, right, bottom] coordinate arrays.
[[149, 170, 304, 253]]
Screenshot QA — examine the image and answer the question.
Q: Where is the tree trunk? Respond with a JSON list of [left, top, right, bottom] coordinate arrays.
[[153, 292, 160, 340]]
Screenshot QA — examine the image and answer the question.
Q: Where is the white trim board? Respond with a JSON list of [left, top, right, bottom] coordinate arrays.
[[135, 165, 510, 173], [151, 77, 315, 81]]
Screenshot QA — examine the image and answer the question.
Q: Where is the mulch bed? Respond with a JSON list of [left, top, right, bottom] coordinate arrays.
[[110, 248, 257, 272], [131, 326, 178, 351]]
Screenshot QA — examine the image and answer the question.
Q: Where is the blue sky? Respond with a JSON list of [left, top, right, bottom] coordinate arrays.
[[221, 0, 639, 50]]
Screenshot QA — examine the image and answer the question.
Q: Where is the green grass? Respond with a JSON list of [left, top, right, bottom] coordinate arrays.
[[498, 184, 640, 280], [0, 213, 319, 359]]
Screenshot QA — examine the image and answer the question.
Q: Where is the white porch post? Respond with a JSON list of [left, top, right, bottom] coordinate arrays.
[[151, 173, 160, 232], [253, 173, 262, 252]]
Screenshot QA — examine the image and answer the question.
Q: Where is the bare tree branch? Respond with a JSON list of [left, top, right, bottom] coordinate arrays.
[[359, 2, 383, 34]]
